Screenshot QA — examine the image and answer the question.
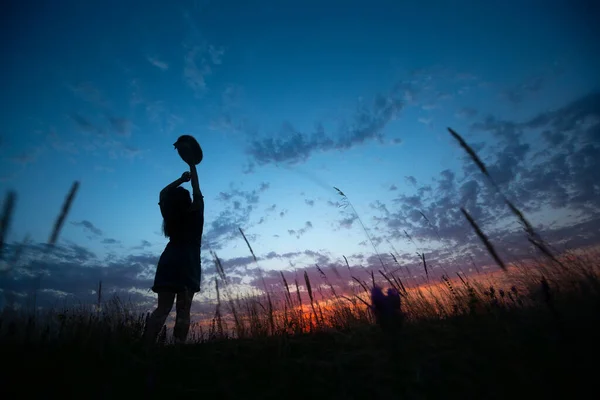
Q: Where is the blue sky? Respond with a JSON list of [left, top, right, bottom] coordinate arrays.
[[1, 0, 599, 310]]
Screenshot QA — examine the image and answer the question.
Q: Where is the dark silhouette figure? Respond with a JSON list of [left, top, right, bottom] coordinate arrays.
[[144, 163, 204, 344], [370, 286, 403, 331]]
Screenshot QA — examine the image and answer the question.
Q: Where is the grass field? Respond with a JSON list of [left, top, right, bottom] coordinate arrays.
[[1, 253, 599, 399], [1, 128, 599, 399]]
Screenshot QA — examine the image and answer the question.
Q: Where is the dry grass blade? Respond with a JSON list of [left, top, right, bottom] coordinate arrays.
[[333, 186, 346, 197], [335, 186, 386, 271], [352, 276, 369, 294], [419, 252, 429, 280], [343, 255, 351, 271], [379, 269, 398, 292], [371, 270, 376, 288], [211, 251, 227, 281], [238, 227, 269, 294], [0, 191, 17, 261], [48, 181, 80, 247], [460, 207, 507, 271], [304, 271, 319, 328], [294, 278, 303, 306], [316, 264, 326, 280], [238, 227, 257, 263], [448, 127, 493, 182], [304, 271, 314, 304], [390, 252, 398, 265], [330, 264, 342, 281], [449, 127, 559, 268], [505, 199, 564, 267], [280, 271, 293, 306], [97, 280, 102, 311]]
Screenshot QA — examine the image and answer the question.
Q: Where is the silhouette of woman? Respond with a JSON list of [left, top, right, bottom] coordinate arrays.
[[144, 162, 204, 344]]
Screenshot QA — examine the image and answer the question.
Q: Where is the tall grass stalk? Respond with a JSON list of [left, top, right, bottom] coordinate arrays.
[[448, 127, 562, 268], [334, 186, 387, 271]]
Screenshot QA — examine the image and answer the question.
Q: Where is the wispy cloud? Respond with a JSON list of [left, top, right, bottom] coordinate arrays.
[[107, 117, 132, 137], [456, 107, 478, 119], [1, 242, 156, 309], [373, 92, 600, 263], [47, 130, 79, 154], [503, 75, 545, 104], [183, 44, 223, 97], [69, 113, 97, 134], [247, 89, 404, 166], [7, 146, 44, 166], [288, 221, 313, 239], [68, 82, 110, 109], [208, 45, 225, 65], [71, 220, 103, 236], [147, 56, 169, 71], [133, 239, 152, 249], [94, 165, 115, 173], [203, 183, 270, 250]]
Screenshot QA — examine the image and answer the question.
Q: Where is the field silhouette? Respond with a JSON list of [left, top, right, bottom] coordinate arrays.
[[1, 128, 599, 399]]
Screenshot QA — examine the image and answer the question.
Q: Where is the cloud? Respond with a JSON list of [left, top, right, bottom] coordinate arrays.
[[247, 89, 404, 166], [68, 82, 109, 108], [147, 56, 169, 71], [71, 220, 103, 236], [208, 45, 225, 65], [66, 112, 143, 160], [0, 242, 156, 309], [327, 200, 342, 208], [338, 214, 358, 229], [242, 162, 255, 175], [503, 75, 545, 104], [183, 43, 224, 97], [143, 100, 184, 136], [216, 183, 267, 205], [69, 113, 97, 133], [389, 185, 398, 191], [288, 221, 313, 239], [107, 142, 144, 160], [405, 176, 417, 186], [8, 146, 44, 166], [94, 165, 115, 173], [107, 117, 132, 137], [418, 117, 433, 127], [133, 240, 152, 250], [373, 91, 600, 266], [203, 183, 270, 250], [183, 46, 211, 95], [101, 238, 120, 245], [456, 107, 478, 119], [47, 130, 79, 155]]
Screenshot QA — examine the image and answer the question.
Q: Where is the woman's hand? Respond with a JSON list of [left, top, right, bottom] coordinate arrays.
[[181, 171, 191, 182]]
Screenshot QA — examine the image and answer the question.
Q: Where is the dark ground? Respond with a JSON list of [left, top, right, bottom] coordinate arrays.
[[1, 292, 598, 400]]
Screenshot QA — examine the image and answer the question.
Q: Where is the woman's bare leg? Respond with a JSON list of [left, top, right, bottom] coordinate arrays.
[[173, 289, 194, 343], [144, 292, 176, 344]]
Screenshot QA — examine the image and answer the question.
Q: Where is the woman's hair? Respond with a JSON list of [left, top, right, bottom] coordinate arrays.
[[161, 187, 192, 238]]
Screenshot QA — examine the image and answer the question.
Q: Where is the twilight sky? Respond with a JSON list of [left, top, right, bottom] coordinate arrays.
[[1, 0, 599, 311]]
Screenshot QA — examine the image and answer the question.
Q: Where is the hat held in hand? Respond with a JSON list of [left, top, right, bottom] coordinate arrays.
[[173, 135, 203, 165]]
